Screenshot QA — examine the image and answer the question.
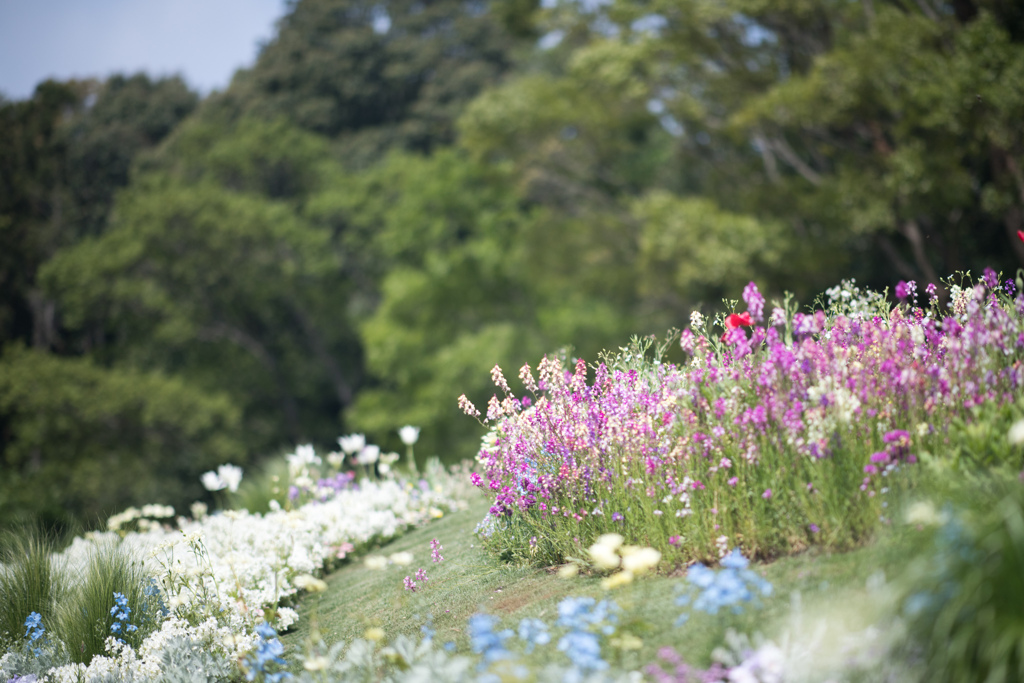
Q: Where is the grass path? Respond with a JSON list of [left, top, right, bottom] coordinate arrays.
[[281, 491, 924, 671]]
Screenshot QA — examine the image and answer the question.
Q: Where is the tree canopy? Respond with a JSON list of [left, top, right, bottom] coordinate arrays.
[[2, 0, 1023, 528]]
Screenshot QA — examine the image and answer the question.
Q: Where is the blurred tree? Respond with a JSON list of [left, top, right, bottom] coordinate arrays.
[[0, 75, 197, 352], [41, 143, 360, 453], [309, 148, 639, 457], [225, 0, 533, 163], [0, 344, 243, 529], [538, 0, 1024, 287]]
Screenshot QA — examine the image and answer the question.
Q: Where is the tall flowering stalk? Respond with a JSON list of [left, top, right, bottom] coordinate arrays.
[[463, 275, 1024, 565]]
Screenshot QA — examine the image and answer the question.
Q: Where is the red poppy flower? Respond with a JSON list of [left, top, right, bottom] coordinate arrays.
[[1018, 229, 1024, 243], [725, 312, 753, 329]]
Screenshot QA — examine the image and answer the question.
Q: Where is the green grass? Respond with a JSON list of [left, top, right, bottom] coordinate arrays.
[[280, 488, 929, 673]]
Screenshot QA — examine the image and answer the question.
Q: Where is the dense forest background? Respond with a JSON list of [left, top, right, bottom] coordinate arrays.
[[2, 0, 1023, 529]]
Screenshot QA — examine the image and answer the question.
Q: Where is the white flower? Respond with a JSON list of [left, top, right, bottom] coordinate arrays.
[[217, 465, 243, 493], [364, 555, 388, 570], [379, 452, 401, 465], [588, 543, 620, 571], [338, 433, 366, 455], [287, 445, 321, 477], [1009, 419, 1024, 446], [389, 551, 413, 566], [905, 501, 943, 527], [200, 471, 225, 492], [398, 425, 421, 446], [304, 656, 329, 671], [326, 451, 345, 468], [190, 501, 208, 520], [356, 445, 380, 465]]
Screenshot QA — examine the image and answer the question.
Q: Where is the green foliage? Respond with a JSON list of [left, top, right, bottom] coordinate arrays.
[[40, 163, 358, 452], [315, 149, 637, 459], [227, 0, 524, 160], [0, 345, 243, 527], [898, 478, 1024, 682]]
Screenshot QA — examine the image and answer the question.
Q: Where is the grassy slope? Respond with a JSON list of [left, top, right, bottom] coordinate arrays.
[[281, 489, 927, 672]]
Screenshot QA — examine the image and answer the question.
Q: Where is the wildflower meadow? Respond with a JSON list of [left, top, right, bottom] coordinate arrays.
[[3, 269, 1024, 682]]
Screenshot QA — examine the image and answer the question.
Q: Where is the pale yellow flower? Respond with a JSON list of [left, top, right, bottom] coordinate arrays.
[[601, 570, 634, 590], [621, 547, 661, 575], [294, 574, 328, 593], [364, 555, 388, 570], [557, 564, 579, 579], [389, 551, 414, 566]]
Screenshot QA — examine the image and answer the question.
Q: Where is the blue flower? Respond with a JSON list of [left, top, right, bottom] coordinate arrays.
[[558, 631, 607, 673], [676, 550, 773, 624], [244, 622, 291, 682], [517, 617, 550, 653], [555, 597, 619, 634], [468, 614, 514, 666], [720, 548, 749, 570], [23, 612, 44, 641]]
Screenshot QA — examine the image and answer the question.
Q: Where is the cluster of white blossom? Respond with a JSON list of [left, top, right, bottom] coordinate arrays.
[[32, 465, 468, 682]]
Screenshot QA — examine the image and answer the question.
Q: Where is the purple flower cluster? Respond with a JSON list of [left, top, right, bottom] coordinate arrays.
[[466, 274, 1024, 558]]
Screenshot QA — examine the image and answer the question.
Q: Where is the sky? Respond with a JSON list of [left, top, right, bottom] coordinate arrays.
[[0, 0, 291, 101]]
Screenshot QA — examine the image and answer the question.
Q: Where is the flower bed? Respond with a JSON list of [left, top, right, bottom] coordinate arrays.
[[0, 447, 469, 682], [465, 273, 1024, 565]]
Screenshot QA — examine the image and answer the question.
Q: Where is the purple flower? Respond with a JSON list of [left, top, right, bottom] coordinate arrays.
[[762, 489, 772, 500], [982, 267, 999, 289], [430, 538, 445, 563], [809, 524, 820, 533], [403, 576, 417, 592], [895, 280, 910, 300], [612, 512, 624, 522], [743, 281, 765, 323], [728, 477, 739, 487], [414, 568, 429, 582]]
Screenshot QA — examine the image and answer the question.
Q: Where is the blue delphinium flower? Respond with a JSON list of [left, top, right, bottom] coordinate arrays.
[[676, 549, 773, 625], [558, 630, 608, 678], [24, 612, 47, 657], [109, 592, 138, 641], [421, 616, 435, 643], [468, 614, 514, 667], [245, 622, 291, 682], [556, 596, 619, 635], [517, 617, 550, 653]]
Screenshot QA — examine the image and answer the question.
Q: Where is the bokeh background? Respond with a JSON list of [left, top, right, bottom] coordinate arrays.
[[2, 0, 1023, 530]]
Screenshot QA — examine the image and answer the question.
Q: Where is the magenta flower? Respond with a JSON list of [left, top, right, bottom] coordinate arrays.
[[430, 538, 445, 563], [403, 576, 417, 592], [762, 489, 772, 500], [728, 477, 739, 487]]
